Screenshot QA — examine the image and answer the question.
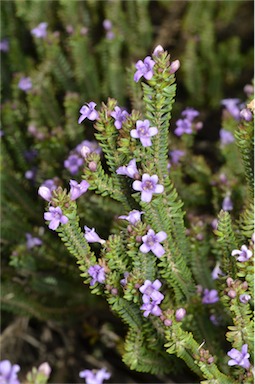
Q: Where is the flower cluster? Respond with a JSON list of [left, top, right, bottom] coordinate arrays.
[[139, 279, 164, 317]]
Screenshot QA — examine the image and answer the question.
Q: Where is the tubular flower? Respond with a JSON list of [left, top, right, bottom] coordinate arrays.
[[78, 102, 99, 123]]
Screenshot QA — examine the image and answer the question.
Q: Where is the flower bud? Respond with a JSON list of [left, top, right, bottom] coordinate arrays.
[[88, 161, 97, 172], [175, 308, 186, 321], [38, 186, 52, 201], [38, 362, 51, 378], [80, 145, 91, 158], [170, 60, 180, 74], [164, 319, 172, 326], [228, 289, 236, 299], [240, 108, 253, 121], [153, 45, 164, 56]]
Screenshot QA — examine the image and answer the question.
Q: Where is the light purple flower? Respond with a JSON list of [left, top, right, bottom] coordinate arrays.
[[110, 106, 129, 129], [119, 210, 143, 225], [116, 159, 139, 178], [139, 279, 164, 304], [219, 129, 235, 145], [239, 294, 251, 304], [69, 180, 89, 200], [181, 107, 199, 121], [222, 195, 233, 211], [0, 39, 9, 52], [211, 262, 224, 280], [140, 302, 162, 317], [103, 20, 112, 31], [64, 154, 83, 174], [175, 308, 186, 321], [120, 272, 129, 286], [227, 344, 250, 370], [31, 22, 48, 38], [84, 226, 105, 244], [202, 289, 219, 304], [26, 233, 42, 249], [174, 118, 192, 136], [134, 56, 155, 82], [231, 245, 252, 262], [132, 174, 164, 203], [140, 229, 167, 258], [221, 98, 241, 120], [77, 140, 102, 157], [240, 108, 253, 121], [44, 206, 68, 230], [79, 367, 111, 384], [0, 360, 20, 384], [88, 265, 106, 286], [130, 119, 158, 147], [25, 168, 36, 180], [169, 150, 185, 164], [78, 102, 99, 124], [210, 314, 220, 326], [18, 77, 32, 92]]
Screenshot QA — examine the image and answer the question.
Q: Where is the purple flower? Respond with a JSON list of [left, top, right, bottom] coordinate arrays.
[[210, 314, 220, 326], [169, 150, 185, 164], [130, 119, 158, 147], [227, 344, 250, 370], [79, 367, 111, 384], [77, 140, 102, 157], [0, 39, 9, 52], [231, 245, 252, 262], [0, 360, 20, 384], [25, 168, 36, 181], [140, 302, 162, 317], [103, 19, 112, 31], [240, 108, 253, 121], [211, 262, 224, 280], [222, 195, 233, 211], [202, 289, 219, 304], [139, 279, 164, 304], [132, 174, 164, 203], [219, 129, 235, 145], [134, 56, 155, 82], [69, 180, 89, 200], [118, 210, 143, 225], [110, 106, 129, 129], [84, 226, 105, 244], [38, 362, 51, 378], [18, 77, 32, 92], [26, 233, 42, 249], [174, 118, 192, 136], [239, 294, 251, 304], [31, 22, 48, 38], [88, 265, 106, 286], [44, 206, 68, 230], [140, 229, 167, 258], [78, 102, 99, 124], [221, 98, 241, 120], [64, 154, 83, 174], [120, 272, 129, 286], [116, 159, 139, 178], [181, 107, 199, 121]]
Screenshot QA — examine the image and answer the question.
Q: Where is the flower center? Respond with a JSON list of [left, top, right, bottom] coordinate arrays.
[[138, 125, 149, 137], [147, 235, 156, 246], [143, 180, 154, 191]]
